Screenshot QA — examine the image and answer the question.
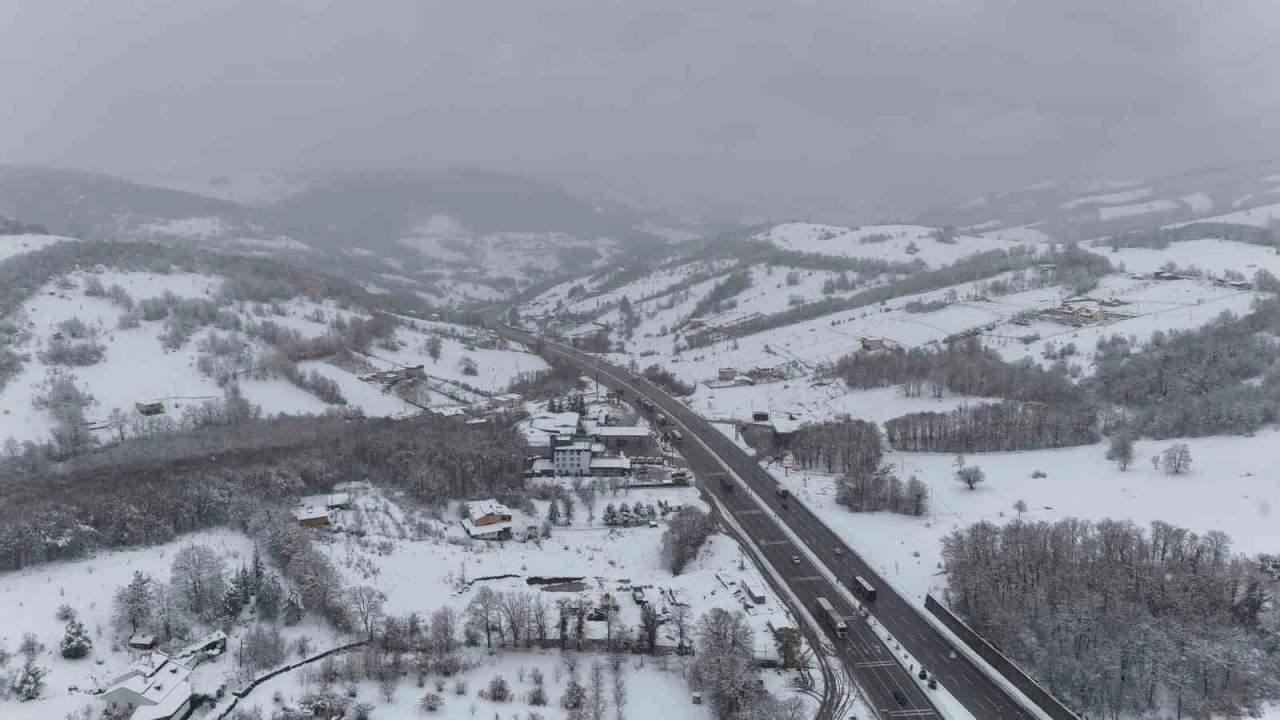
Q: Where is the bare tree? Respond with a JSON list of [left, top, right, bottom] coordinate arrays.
[[1161, 443, 1192, 475], [670, 603, 691, 650], [347, 586, 386, 641], [530, 594, 549, 648], [610, 655, 628, 720], [467, 587, 500, 650], [170, 544, 226, 617], [956, 464, 986, 490], [500, 591, 531, 648], [588, 660, 609, 720], [429, 606, 458, 654]]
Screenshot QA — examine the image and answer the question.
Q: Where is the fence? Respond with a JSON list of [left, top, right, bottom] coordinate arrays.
[[923, 594, 1081, 720], [213, 640, 368, 719]]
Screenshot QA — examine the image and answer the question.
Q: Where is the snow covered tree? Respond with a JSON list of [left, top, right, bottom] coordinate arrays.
[[773, 627, 803, 669], [467, 587, 500, 650], [486, 675, 511, 702], [546, 500, 562, 527], [602, 504, 618, 526], [14, 658, 46, 701], [1106, 433, 1135, 471], [610, 655, 627, 720], [59, 619, 92, 659], [419, 691, 443, 711], [113, 570, 154, 633], [425, 336, 442, 363], [616, 503, 632, 527], [256, 574, 282, 620], [1013, 499, 1028, 518], [429, 606, 458, 654], [281, 583, 305, 626], [170, 543, 227, 617], [1161, 443, 1192, 475], [562, 493, 576, 526], [694, 608, 758, 720]]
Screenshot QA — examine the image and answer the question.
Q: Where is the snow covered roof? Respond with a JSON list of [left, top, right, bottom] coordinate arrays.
[[593, 426, 650, 438], [466, 499, 512, 522], [132, 680, 192, 720], [590, 457, 632, 469], [435, 405, 468, 417], [771, 417, 802, 434], [299, 492, 349, 509], [462, 519, 513, 538], [293, 507, 330, 522]]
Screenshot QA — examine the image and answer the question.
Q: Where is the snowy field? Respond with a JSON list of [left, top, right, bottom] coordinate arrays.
[[759, 222, 1011, 266], [0, 233, 75, 262], [771, 427, 1280, 606]]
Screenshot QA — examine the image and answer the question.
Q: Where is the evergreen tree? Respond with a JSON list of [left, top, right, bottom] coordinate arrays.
[[60, 619, 93, 659], [14, 658, 46, 701], [602, 503, 618, 526], [282, 583, 306, 626], [546, 500, 562, 526], [257, 574, 283, 620]]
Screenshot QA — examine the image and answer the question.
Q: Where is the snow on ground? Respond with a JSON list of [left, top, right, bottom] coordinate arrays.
[[1097, 198, 1180, 220], [1181, 192, 1214, 213], [760, 223, 1009, 266], [770, 428, 1280, 608], [236, 648, 713, 720], [0, 233, 75, 262], [1111, 237, 1280, 275], [982, 223, 1054, 243], [139, 216, 236, 238], [1059, 187, 1153, 209], [0, 528, 343, 720], [0, 270, 544, 445], [1176, 201, 1280, 228]]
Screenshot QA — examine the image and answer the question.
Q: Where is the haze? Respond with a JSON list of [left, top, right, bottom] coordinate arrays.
[[5, 0, 1279, 222]]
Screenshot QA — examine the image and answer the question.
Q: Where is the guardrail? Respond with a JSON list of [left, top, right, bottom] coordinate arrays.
[[924, 595, 1080, 720]]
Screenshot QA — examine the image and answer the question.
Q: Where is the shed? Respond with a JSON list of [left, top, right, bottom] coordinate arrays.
[[691, 692, 703, 705], [135, 399, 165, 416], [128, 634, 158, 651], [294, 507, 331, 528]]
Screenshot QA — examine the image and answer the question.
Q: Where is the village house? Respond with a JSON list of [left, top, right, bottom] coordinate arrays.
[[135, 399, 165, 416], [491, 393, 525, 410], [531, 434, 631, 477], [100, 651, 194, 720], [463, 499, 514, 539]]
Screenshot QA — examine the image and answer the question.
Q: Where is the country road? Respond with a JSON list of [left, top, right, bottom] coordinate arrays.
[[498, 324, 1041, 720]]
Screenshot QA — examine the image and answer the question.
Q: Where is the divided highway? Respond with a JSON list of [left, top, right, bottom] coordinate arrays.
[[500, 326, 1039, 720]]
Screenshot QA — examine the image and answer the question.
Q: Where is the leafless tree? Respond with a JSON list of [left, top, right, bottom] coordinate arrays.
[[347, 586, 387, 641]]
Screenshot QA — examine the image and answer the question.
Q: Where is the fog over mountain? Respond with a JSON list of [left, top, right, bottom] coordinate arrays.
[[5, 0, 1280, 222]]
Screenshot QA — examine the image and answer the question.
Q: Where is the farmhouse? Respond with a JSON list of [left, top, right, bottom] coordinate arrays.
[[491, 393, 524, 410], [101, 652, 194, 720], [463, 499, 514, 539]]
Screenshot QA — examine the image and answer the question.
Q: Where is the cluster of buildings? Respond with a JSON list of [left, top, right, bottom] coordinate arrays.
[[100, 631, 228, 720], [529, 433, 633, 477]]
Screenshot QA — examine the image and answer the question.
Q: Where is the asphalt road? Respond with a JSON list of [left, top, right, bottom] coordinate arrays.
[[502, 327, 1039, 720]]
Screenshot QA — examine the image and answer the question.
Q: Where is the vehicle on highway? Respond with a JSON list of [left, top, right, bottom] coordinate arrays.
[[791, 555, 801, 565], [814, 596, 847, 638], [834, 547, 843, 556], [853, 574, 877, 602], [780, 500, 789, 509], [715, 473, 733, 491], [893, 690, 908, 706], [774, 486, 789, 499], [670, 428, 684, 443], [656, 413, 668, 426]]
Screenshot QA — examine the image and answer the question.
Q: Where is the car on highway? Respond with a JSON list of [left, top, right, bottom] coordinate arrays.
[[791, 555, 801, 565], [780, 500, 789, 509], [834, 548, 843, 556], [893, 690, 908, 706]]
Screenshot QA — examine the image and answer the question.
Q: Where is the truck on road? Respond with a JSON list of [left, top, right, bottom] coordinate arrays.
[[816, 596, 847, 638], [713, 473, 733, 492], [774, 486, 789, 499]]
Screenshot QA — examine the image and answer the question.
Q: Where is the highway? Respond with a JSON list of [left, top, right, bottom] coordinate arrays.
[[500, 325, 1039, 720]]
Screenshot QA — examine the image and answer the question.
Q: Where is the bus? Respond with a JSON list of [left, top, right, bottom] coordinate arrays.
[[852, 575, 877, 602], [670, 428, 684, 443], [815, 597, 847, 638]]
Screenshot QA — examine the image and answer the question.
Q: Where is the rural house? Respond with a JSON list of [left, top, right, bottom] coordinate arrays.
[[293, 507, 332, 528], [463, 499, 514, 539], [100, 652, 194, 720], [135, 399, 165, 416]]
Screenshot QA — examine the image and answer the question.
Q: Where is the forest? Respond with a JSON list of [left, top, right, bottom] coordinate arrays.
[[942, 518, 1280, 718], [0, 410, 527, 572]]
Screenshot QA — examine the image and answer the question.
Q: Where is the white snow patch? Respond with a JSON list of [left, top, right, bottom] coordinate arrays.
[[1097, 198, 1180, 220], [1059, 187, 1153, 209]]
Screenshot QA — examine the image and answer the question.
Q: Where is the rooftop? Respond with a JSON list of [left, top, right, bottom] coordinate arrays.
[[466, 499, 513, 522], [293, 507, 330, 522], [590, 457, 632, 469], [592, 426, 650, 438]]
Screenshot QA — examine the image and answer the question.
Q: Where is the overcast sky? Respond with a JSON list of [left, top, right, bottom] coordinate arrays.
[[4, 0, 1279, 221]]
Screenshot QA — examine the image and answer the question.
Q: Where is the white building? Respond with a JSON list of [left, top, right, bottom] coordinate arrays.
[[552, 439, 594, 475], [100, 652, 194, 720]]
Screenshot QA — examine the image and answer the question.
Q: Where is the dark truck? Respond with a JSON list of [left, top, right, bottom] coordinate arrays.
[[713, 473, 733, 492]]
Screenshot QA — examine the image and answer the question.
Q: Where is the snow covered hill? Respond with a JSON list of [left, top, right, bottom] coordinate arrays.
[[0, 236, 548, 452], [918, 158, 1280, 243]]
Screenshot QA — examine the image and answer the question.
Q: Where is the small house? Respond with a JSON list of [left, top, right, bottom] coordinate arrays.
[[740, 580, 766, 605], [294, 507, 331, 528], [135, 399, 165, 416], [463, 499, 514, 540], [717, 367, 738, 382]]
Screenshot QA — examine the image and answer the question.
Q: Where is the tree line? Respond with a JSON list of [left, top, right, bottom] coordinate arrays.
[[884, 402, 1098, 452], [942, 517, 1279, 718]]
